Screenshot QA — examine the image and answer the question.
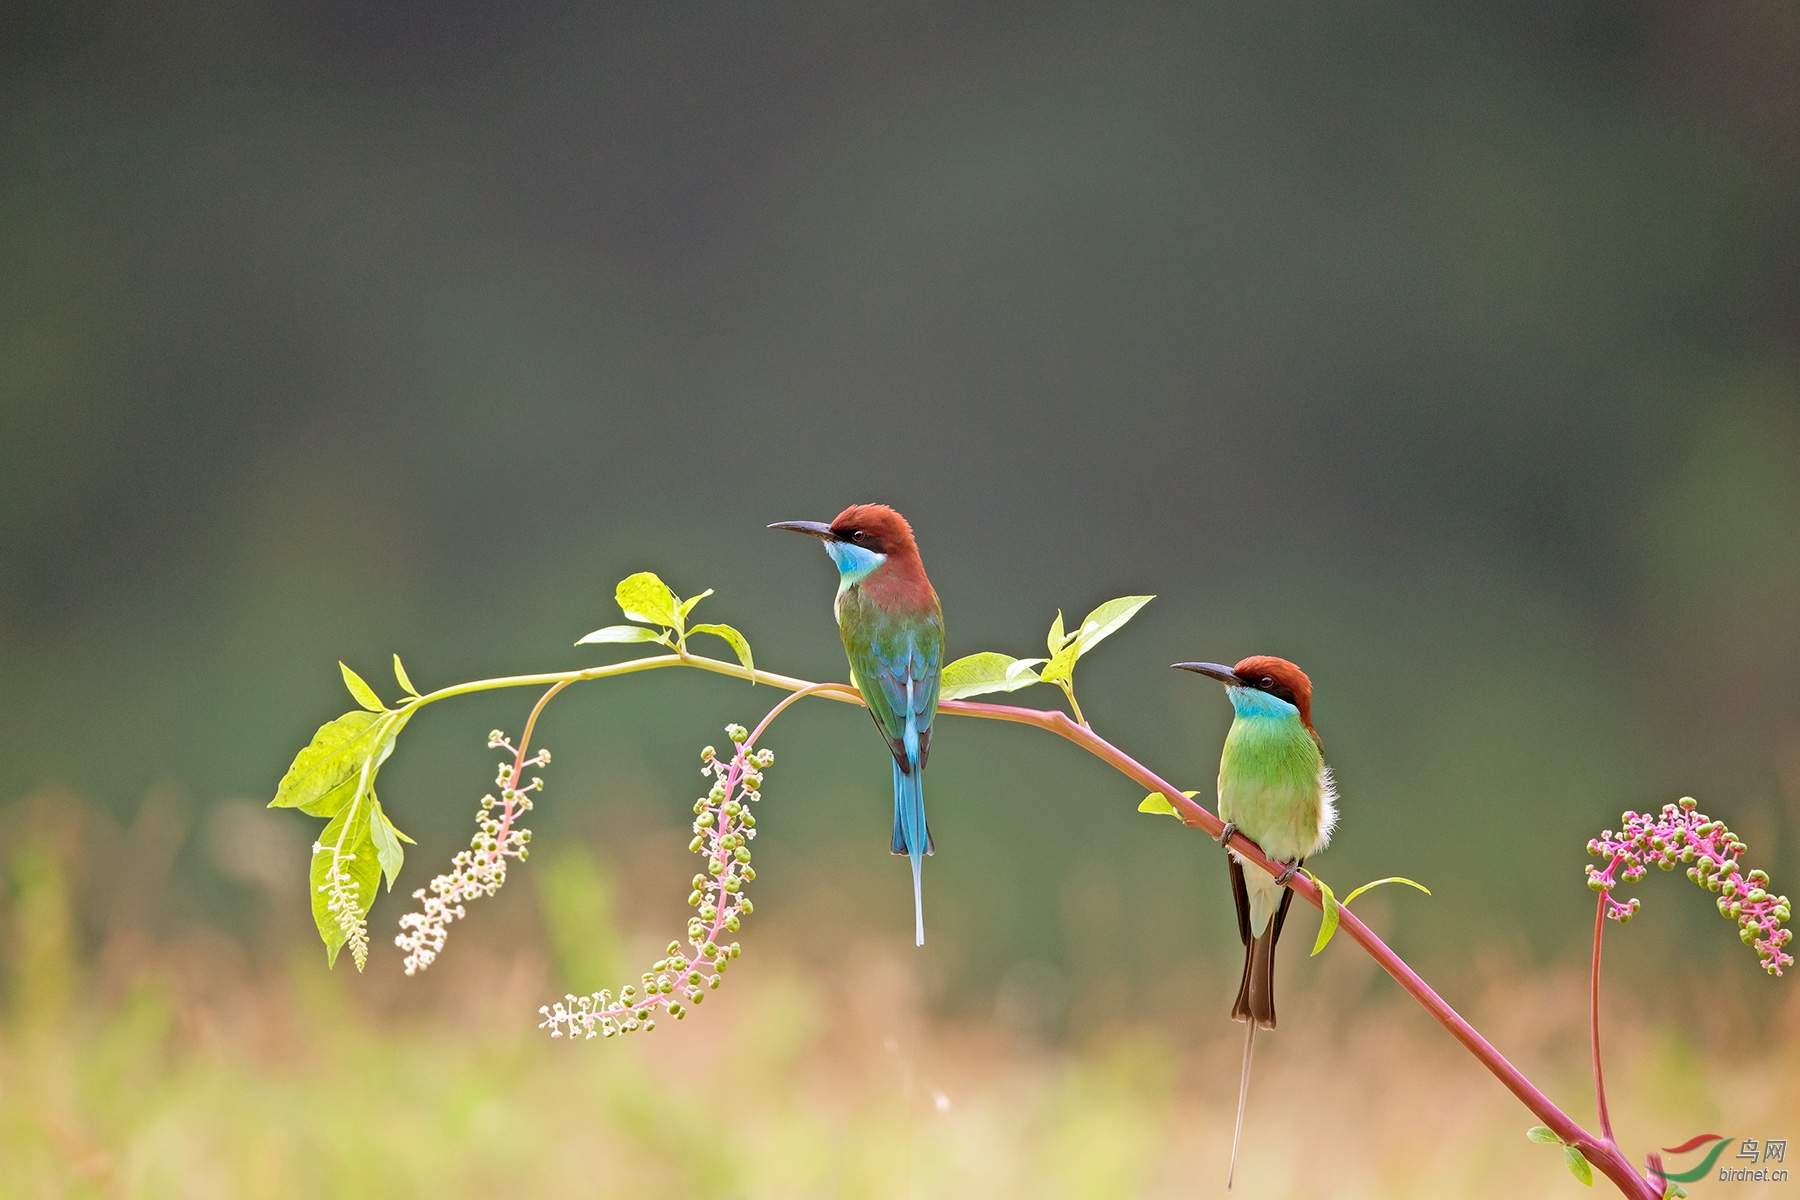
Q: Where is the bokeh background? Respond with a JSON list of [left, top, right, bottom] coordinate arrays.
[[3, 2, 1798, 1195]]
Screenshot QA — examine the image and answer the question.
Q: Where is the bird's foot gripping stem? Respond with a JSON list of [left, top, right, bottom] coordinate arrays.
[[1272, 859, 1300, 887], [1216, 822, 1237, 848]]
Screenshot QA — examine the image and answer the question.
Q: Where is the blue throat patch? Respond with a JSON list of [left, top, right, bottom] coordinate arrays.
[[824, 540, 886, 590], [1227, 685, 1301, 721]]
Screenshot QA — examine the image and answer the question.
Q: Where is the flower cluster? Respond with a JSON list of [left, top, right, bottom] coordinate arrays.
[[395, 730, 544, 975], [319, 854, 371, 970], [1587, 796, 1793, 975], [539, 723, 767, 1039]]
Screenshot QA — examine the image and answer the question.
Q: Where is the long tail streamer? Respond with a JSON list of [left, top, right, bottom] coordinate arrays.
[[1228, 1019, 1256, 1191]]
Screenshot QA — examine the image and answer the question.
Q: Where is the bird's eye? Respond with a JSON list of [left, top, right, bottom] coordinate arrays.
[[1260, 676, 1275, 690], [851, 530, 865, 542]]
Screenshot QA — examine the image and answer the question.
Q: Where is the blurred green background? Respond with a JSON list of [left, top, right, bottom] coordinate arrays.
[[3, 2, 1798, 1195]]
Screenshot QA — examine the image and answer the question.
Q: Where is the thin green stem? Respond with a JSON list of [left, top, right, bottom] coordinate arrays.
[[399, 652, 863, 714], [518, 679, 573, 756], [1056, 679, 1088, 727]]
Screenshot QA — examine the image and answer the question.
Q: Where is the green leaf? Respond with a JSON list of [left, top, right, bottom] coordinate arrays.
[[1005, 656, 1047, 683], [1526, 1126, 1562, 1144], [576, 624, 669, 646], [392, 653, 420, 698], [1138, 789, 1199, 817], [1563, 1145, 1593, 1186], [1340, 876, 1433, 906], [272, 710, 377, 812], [941, 652, 1046, 700], [1304, 873, 1430, 956], [1047, 610, 1069, 655], [1040, 636, 1081, 686], [369, 800, 412, 892], [677, 588, 715, 622], [616, 571, 679, 628], [1071, 595, 1155, 657], [689, 622, 755, 680], [340, 662, 384, 713], [1310, 874, 1341, 955], [309, 798, 380, 969], [270, 710, 408, 818]]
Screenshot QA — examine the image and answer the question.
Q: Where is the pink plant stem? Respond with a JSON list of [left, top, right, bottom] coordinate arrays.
[[750, 680, 843, 743], [498, 679, 570, 844], [1592, 889, 1616, 1146], [938, 697, 1662, 1200], [702, 754, 743, 946], [539, 658, 1661, 1192]]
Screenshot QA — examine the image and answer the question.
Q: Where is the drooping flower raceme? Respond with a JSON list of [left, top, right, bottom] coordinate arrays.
[[318, 849, 372, 970], [538, 723, 766, 1039], [395, 730, 543, 975], [1587, 796, 1793, 975]]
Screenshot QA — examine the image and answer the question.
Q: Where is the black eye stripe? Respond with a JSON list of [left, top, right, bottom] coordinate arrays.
[[1251, 675, 1297, 705]]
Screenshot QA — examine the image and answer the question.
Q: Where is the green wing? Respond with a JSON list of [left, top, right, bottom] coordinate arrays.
[[839, 589, 944, 770]]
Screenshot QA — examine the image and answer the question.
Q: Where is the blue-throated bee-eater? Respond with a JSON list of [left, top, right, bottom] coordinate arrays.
[[1176, 656, 1337, 1190], [772, 504, 944, 946]]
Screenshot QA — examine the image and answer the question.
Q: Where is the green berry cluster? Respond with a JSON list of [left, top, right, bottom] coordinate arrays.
[[539, 724, 768, 1039]]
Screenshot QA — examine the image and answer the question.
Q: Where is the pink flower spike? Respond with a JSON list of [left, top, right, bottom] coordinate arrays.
[[538, 723, 770, 1041]]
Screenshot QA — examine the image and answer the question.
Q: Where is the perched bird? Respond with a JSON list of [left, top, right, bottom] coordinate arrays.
[[1174, 656, 1337, 1191], [771, 504, 944, 946]]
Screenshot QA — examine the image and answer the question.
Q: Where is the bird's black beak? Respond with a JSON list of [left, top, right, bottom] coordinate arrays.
[[768, 520, 836, 540], [1173, 661, 1242, 686]]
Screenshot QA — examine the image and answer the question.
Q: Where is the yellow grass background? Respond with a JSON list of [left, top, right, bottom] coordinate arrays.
[[4, 791, 1793, 1199]]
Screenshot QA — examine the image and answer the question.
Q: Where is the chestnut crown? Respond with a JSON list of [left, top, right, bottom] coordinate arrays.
[[826, 503, 918, 558], [1229, 655, 1314, 727]]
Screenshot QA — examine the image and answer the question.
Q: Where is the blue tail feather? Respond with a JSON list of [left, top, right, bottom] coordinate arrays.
[[890, 758, 931, 946]]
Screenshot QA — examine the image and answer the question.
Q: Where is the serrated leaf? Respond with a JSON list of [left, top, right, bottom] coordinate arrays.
[[689, 622, 755, 680], [392, 653, 420, 698], [1563, 1145, 1593, 1186], [369, 800, 411, 892], [309, 797, 380, 969], [271, 710, 408, 818], [340, 662, 384, 712], [576, 624, 669, 646], [941, 652, 1047, 700], [1072, 595, 1155, 657], [1340, 876, 1433, 906], [1526, 1126, 1561, 1144], [1311, 875, 1341, 955], [616, 571, 679, 628], [1047, 610, 1068, 655], [1138, 789, 1199, 817], [677, 589, 715, 621]]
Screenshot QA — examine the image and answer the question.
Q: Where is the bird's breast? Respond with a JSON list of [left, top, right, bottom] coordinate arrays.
[[1217, 714, 1332, 861]]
